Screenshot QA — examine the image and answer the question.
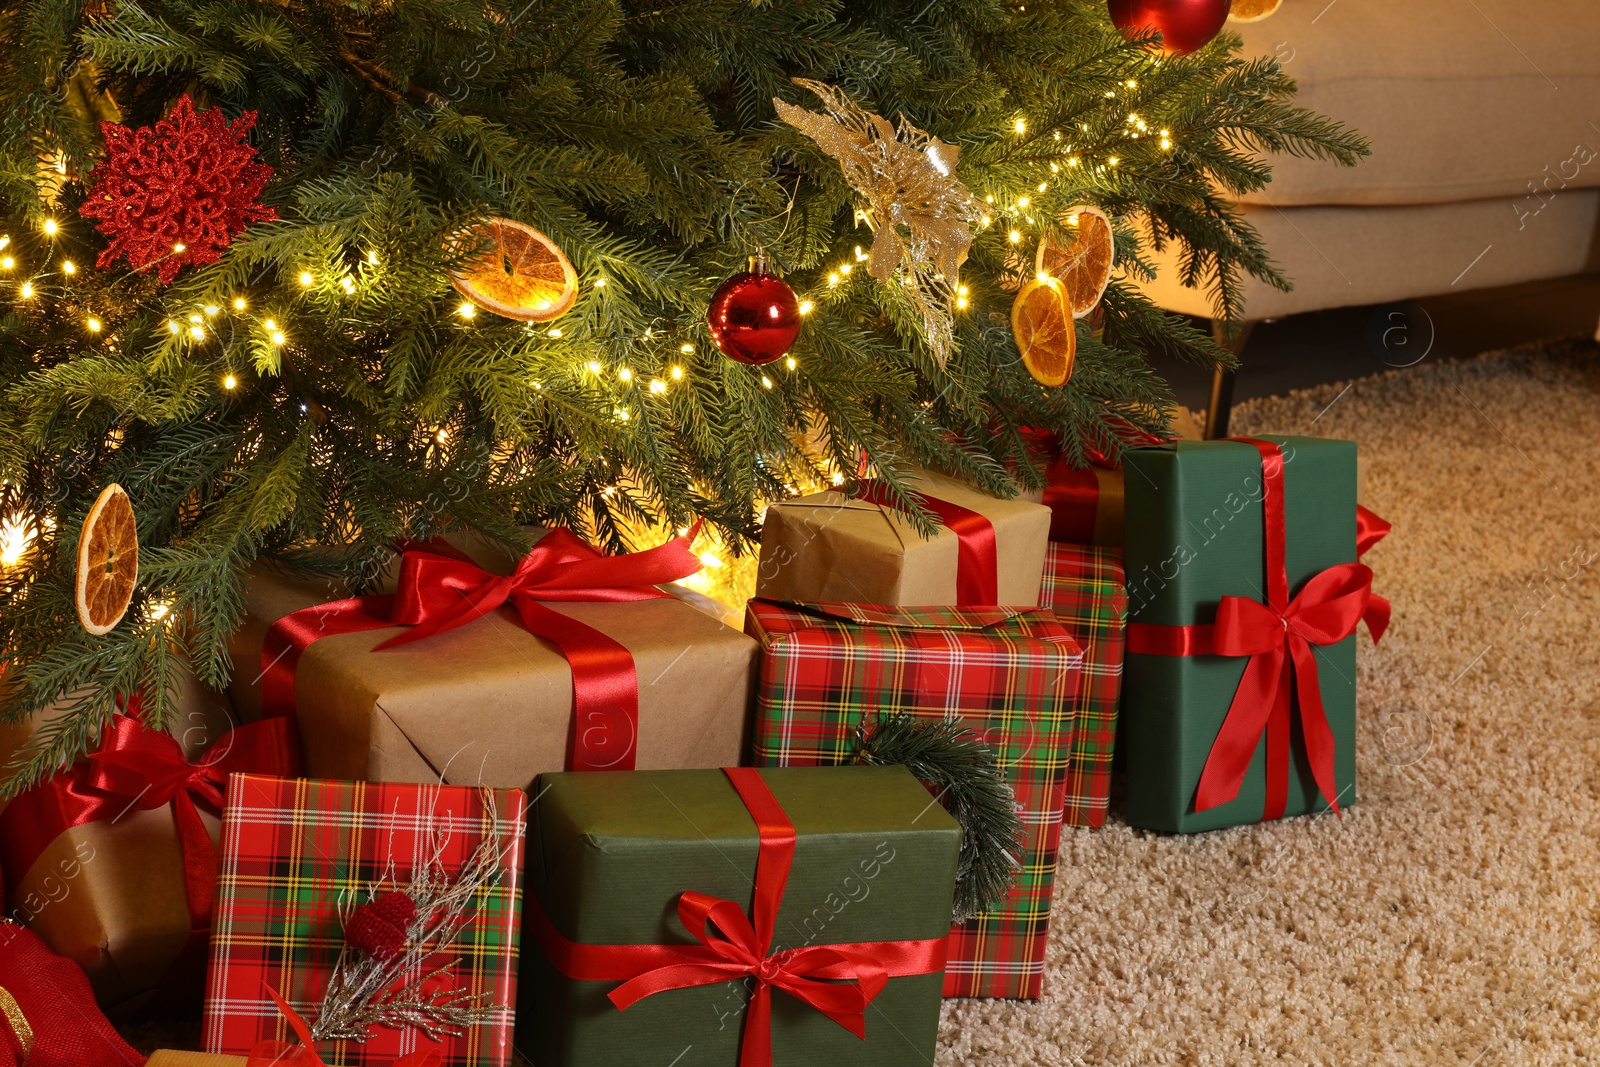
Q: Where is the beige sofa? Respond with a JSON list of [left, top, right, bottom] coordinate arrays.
[[1138, 0, 1600, 433]]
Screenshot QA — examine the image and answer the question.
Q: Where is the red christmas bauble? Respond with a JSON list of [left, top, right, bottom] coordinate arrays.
[[344, 891, 417, 962], [706, 269, 802, 365], [1107, 0, 1230, 56]]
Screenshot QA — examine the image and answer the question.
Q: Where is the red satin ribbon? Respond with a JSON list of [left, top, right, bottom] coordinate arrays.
[[528, 767, 949, 1067], [854, 481, 998, 606], [0, 699, 300, 937], [250, 984, 440, 1067], [1041, 460, 1105, 544], [258, 527, 703, 772], [1124, 439, 1392, 821]]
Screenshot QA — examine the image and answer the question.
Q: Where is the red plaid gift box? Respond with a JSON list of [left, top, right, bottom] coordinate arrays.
[[1039, 542, 1128, 829], [203, 774, 525, 1067], [745, 599, 1082, 999]]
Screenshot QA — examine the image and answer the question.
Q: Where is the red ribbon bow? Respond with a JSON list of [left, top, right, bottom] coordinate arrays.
[[249, 985, 440, 1067], [529, 768, 949, 1067], [1126, 439, 1392, 821], [259, 527, 703, 772], [0, 699, 299, 941], [854, 481, 998, 606]]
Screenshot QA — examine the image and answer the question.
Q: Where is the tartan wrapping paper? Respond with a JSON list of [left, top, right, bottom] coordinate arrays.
[[1039, 542, 1129, 829], [744, 599, 1082, 1000], [203, 774, 525, 1067]]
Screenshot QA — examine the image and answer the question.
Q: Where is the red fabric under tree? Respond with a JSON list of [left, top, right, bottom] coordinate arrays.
[[81, 94, 277, 284]]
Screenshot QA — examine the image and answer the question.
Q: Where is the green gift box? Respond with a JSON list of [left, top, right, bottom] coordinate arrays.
[[517, 765, 961, 1067], [1121, 435, 1371, 833]]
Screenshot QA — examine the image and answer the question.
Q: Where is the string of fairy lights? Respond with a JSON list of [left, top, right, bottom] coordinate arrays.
[[0, 90, 1175, 595]]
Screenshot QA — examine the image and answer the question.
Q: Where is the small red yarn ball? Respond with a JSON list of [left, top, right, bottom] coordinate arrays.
[[345, 891, 417, 962], [1107, 0, 1231, 56], [706, 270, 802, 365]]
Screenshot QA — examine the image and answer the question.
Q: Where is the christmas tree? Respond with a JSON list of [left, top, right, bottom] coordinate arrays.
[[0, 0, 1366, 789]]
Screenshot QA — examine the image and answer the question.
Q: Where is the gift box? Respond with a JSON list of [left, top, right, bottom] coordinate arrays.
[[1039, 543, 1128, 829], [225, 527, 757, 787], [203, 774, 525, 1067], [147, 1056, 242, 1067], [1121, 436, 1389, 833], [518, 765, 960, 1067], [744, 599, 1082, 999], [0, 672, 297, 1016], [755, 470, 1050, 607], [0, 921, 146, 1067]]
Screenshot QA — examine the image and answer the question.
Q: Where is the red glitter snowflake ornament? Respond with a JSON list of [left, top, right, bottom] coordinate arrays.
[[81, 95, 277, 284]]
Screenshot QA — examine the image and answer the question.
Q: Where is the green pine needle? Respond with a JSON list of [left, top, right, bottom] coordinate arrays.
[[854, 713, 1024, 924]]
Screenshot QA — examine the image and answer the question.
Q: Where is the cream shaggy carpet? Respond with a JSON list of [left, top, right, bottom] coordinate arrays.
[[939, 338, 1600, 1066]]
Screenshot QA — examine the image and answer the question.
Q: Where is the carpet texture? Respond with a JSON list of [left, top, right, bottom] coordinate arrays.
[[938, 339, 1600, 1065]]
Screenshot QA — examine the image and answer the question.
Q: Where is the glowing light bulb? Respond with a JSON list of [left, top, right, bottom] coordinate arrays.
[[785, 356, 796, 370], [831, 471, 845, 486], [840, 263, 853, 275], [827, 273, 840, 286], [761, 375, 773, 389], [457, 302, 477, 318], [233, 297, 247, 310], [798, 300, 814, 315], [1013, 118, 1026, 134], [0, 237, 8, 251], [670, 365, 684, 381], [223, 374, 238, 390], [299, 272, 313, 286], [616, 407, 630, 421], [173, 243, 186, 254], [593, 278, 607, 287], [679, 343, 694, 354], [189, 325, 205, 340], [367, 250, 379, 265], [270, 330, 286, 345], [0, 257, 12, 270], [18, 282, 33, 299], [86, 317, 102, 333], [189, 314, 202, 324], [167, 320, 181, 334], [264, 319, 277, 330], [547, 327, 563, 338], [1037, 182, 1048, 192], [699, 552, 724, 569], [956, 296, 969, 309], [61, 260, 75, 275], [1009, 230, 1021, 244], [204, 304, 219, 316], [42, 219, 58, 236], [586, 360, 603, 373], [436, 428, 448, 443], [617, 367, 632, 381], [649, 379, 667, 394]]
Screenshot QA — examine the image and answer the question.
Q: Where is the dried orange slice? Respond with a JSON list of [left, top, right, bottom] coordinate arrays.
[[449, 218, 578, 322], [1229, 0, 1282, 21], [1011, 278, 1077, 387], [1036, 206, 1115, 318], [76, 483, 138, 636]]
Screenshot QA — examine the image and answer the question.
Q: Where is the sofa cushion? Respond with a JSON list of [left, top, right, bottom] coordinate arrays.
[[1138, 190, 1600, 319], [1231, 0, 1600, 207]]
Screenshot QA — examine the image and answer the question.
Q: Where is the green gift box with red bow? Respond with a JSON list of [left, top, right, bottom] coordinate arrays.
[[517, 765, 961, 1067], [1120, 436, 1390, 833]]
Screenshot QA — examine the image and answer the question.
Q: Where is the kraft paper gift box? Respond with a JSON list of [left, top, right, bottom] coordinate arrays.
[[203, 774, 525, 1067], [1120, 436, 1388, 833], [1038, 543, 1129, 829], [0, 669, 296, 1016], [754, 470, 1050, 608], [225, 528, 758, 787], [147, 1056, 247, 1067], [744, 599, 1082, 999], [518, 765, 960, 1067]]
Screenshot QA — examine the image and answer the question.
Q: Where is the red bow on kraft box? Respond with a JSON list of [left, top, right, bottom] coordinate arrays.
[[529, 768, 949, 1067], [1127, 438, 1390, 821], [0, 696, 299, 1008], [257, 526, 702, 772]]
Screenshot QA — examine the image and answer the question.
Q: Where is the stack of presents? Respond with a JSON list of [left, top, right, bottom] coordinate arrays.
[[0, 433, 1389, 1066]]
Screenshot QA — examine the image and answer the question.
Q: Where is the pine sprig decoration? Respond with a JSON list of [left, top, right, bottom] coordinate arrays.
[[853, 713, 1023, 923], [311, 787, 514, 1044]]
